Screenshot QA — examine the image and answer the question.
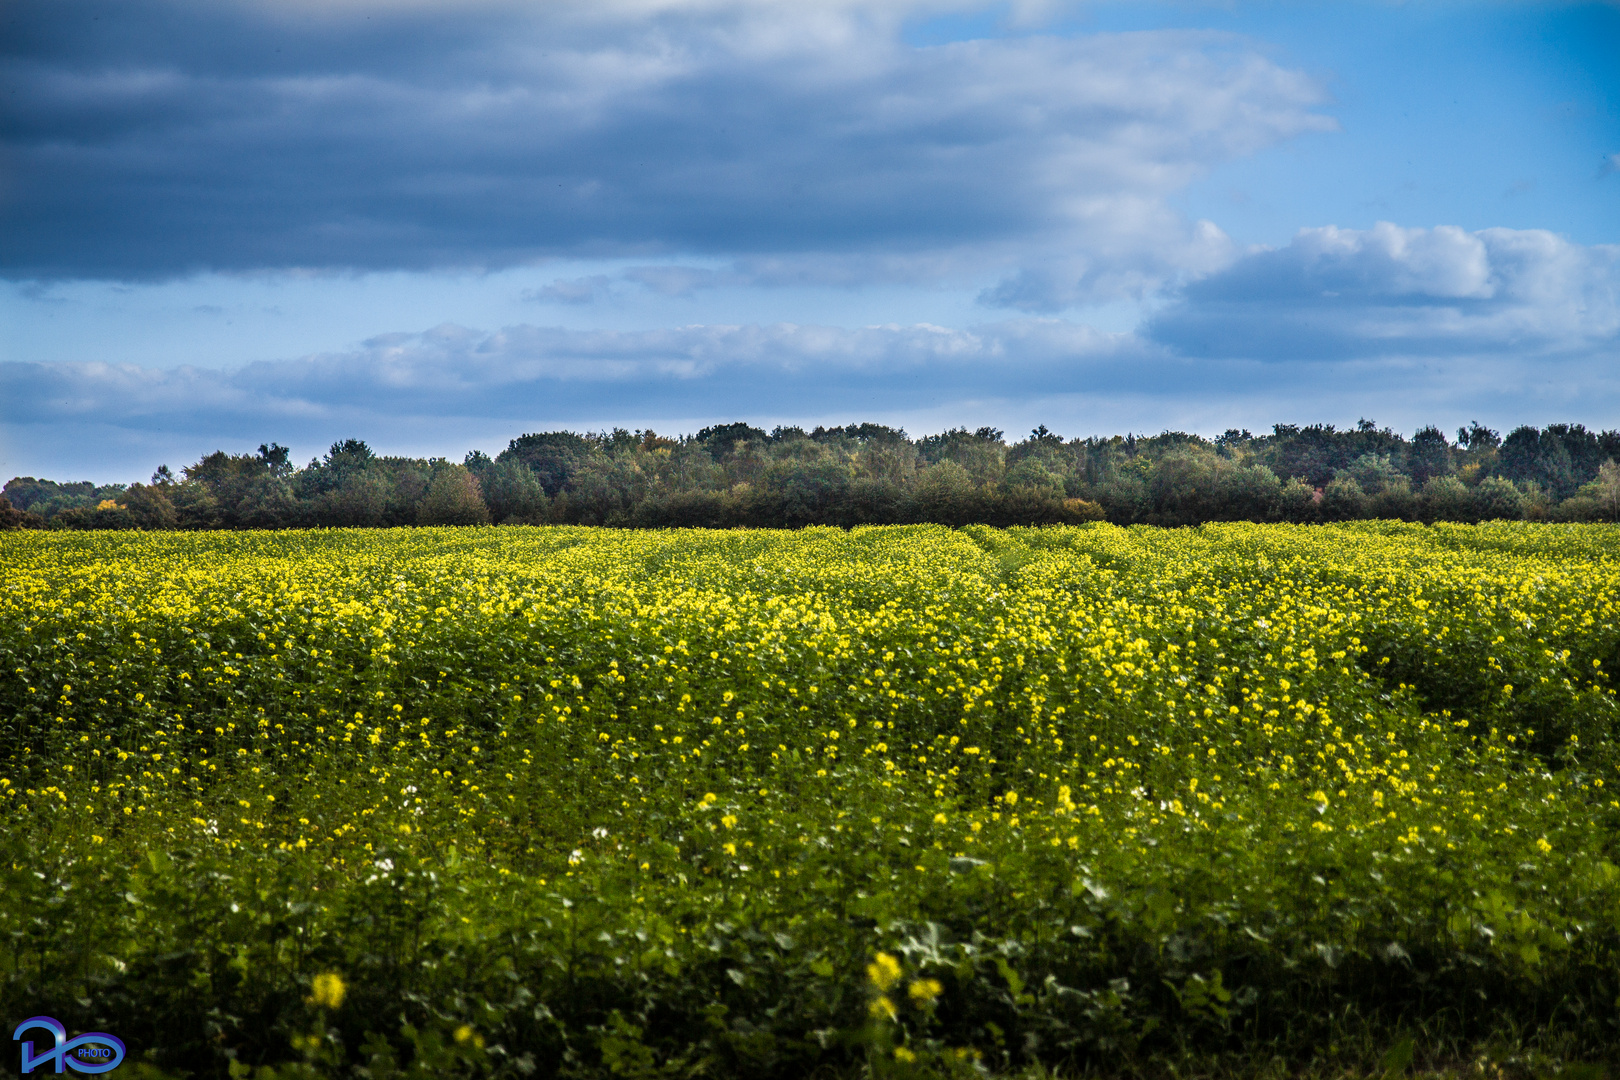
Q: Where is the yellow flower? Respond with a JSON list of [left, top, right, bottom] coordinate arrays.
[[868, 995, 897, 1020], [867, 952, 902, 991], [1536, 837, 1553, 854], [932, 812, 947, 825], [908, 978, 943, 1006], [893, 1046, 916, 1062], [310, 972, 346, 1009]]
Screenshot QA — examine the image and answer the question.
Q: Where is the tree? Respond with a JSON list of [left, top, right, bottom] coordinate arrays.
[[1457, 421, 1501, 450], [1406, 426, 1453, 485], [1337, 454, 1404, 495], [417, 464, 490, 526], [257, 443, 294, 478], [909, 460, 980, 526], [916, 427, 1005, 485], [1589, 461, 1620, 521], [1001, 457, 1065, 499], [1497, 426, 1572, 498], [325, 439, 376, 471], [120, 483, 178, 529], [181, 449, 297, 528], [1420, 475, 1472, 522], [480, 459, 549, 523], [695, 422, 768, 459], [1472, 476, 1525, 521], [1319, 477, 1368, 521], [311, 471, 388, 527], [499, 432, 591, 495], [0, 496, 43, 529]]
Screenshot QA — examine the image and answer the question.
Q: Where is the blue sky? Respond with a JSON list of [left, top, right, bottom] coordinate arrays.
[[2, 0, 1617, 482]]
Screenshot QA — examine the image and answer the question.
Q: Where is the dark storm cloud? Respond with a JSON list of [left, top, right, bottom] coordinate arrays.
[[2, 0, 1330, 283], [1146, 224, 1620, 361]]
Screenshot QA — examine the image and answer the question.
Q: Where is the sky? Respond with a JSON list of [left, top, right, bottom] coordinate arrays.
[[2, 0, 1617, 483]]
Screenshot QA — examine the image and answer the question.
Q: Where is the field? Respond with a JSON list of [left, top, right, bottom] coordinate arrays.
[[4, 522, 1620, 1080]]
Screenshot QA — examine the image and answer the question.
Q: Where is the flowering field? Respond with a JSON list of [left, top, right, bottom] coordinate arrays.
[[3, 523, 1620, 1079]]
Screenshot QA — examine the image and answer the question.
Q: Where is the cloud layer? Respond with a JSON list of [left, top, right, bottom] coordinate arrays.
[[1148, 223, 1620, 360], [4, 0, 1329, 298], [8, 226, 1620, 482], [0, 319, 1148, 433]]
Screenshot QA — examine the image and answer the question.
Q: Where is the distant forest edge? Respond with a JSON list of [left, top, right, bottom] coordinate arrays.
[[5, 420, 1620, 531]]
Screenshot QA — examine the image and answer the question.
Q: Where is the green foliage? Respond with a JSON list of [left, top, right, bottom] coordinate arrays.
[[1472, 477, 1527, 522], [417, 465, 492, 526], [10, 421, 1620, 532]]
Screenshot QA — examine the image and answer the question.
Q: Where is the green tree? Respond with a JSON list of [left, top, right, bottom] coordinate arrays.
[[1420, 475, 1473, 522], [119, 483, 178, 529], [417, 464, 491, 526], [1406, 426, 1453, 485], [909, 461, 980, 526], [1319, 477, 1368, 521], [499, 432, 592, 496], [1001, 457, 1064, 499], [1472, 476, 1526, 520], [479, 459, 549, 523]]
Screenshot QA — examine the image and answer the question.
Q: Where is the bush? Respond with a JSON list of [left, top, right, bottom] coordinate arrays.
[[1367, 480, 1419, 521], [632, 489, 740, 528], [417, 464, 491, 526], [1551, 495, 1604, 523], [1319, 476, 1368, 521], [1420, 475, 1473, 522], [480, 459, 549, 524], [908, 461, 983, 526], [1001, 457, 1065, 499], [1472, 476, 1526, 521], [0, 495, 44, 529]]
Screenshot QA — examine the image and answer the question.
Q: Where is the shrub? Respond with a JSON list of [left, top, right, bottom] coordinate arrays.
[[417, 464, 491, 526], [1420, 475, 1473, 522], [1472, 475, 1526, 521], [1319, 476, 1368, 521]]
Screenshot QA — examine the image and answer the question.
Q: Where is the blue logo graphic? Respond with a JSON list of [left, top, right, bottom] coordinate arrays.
[[12, 1017, 125, 1074]]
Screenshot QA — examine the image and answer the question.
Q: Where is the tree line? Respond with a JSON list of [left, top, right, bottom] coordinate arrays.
[[5, 419, 1620, 531]]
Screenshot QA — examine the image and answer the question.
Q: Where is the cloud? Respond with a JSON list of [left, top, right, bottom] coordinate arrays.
[[977, 219, 1238, 312], [1146, 223, 1620, 361], [3, 0, 1331, 292], [0, 319, 1148, 432], [0, 317, 1167, 478], [8, 301, 1620, 482], [522, 276, 617, 305]]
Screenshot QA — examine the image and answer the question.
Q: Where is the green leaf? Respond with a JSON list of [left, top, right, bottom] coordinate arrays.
[[1381, 1037, 1415, 1078]]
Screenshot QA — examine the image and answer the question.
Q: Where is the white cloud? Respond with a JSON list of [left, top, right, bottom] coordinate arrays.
[[1148, 223, 1620, 360], [0, 319, 1146, 432], [7, 297, 1620, 482]]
